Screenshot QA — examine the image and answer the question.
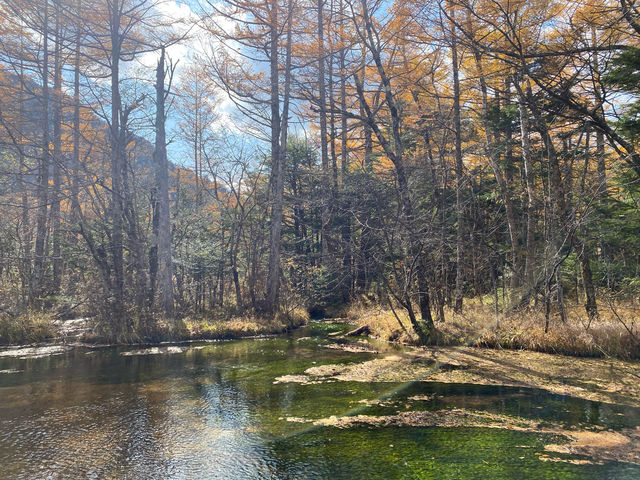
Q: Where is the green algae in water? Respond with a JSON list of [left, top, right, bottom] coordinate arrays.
[[269, 426, 640, 480], [1, 329, 640, 479]]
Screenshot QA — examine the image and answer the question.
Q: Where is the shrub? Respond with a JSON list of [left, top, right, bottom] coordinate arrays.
[[0, 312, 56, 345]]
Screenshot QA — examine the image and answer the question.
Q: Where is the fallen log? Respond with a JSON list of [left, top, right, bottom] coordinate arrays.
[[344, 325, 371, 337]]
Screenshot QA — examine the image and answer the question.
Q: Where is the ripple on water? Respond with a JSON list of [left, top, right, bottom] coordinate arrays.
[[0, 334, 639, 479]]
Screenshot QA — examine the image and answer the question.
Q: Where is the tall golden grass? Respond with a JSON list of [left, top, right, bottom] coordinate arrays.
[[345, 298, 640, 359], [0, 312, 56, 345], [182, 308, 310, 340]]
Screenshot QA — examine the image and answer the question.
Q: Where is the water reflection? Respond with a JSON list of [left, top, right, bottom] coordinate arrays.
[[0, 328, 639, 479]]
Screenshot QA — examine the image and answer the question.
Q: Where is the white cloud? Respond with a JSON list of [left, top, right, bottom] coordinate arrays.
[[130, 1, 244, 138]]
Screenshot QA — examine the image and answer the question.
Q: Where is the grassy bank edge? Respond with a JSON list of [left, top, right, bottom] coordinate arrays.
[[0, 308, 310, 347], [0, 312, 57, 346], [180, 308, 309, 342], [340, 301, 640, 360]]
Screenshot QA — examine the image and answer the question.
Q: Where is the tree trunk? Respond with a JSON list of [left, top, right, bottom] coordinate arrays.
[[451, 21, 464, 313], [577, 243, 598, 320], [340, 43, 352, 300], [109, 0, 126, 330], [514, 78, 537, 292], [265, 3, 282, 313], [31, 2, 50, 306], [154, 47, 174, 318], [356, 84, 373, 292], [51, 9, 63, 293], [317, 0, 330, 261], [71, 2, 81, 222], [265, 0, 291, 312], [230, 228, 243, 310], [474, 53, 521, 291], [356, 0, 435, 341], [18, 44, 31, 309], [590, 26, 607, 195]]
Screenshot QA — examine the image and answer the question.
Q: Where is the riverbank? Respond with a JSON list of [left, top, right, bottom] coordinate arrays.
[[0, 312, 57, 345], [2, 299, 639, 360], [0, 308, 310, 347], [343, 299, 640, 360], [180, 309, 309, 341]]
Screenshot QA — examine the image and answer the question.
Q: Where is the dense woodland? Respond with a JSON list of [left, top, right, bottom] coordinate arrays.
[[0, 0, 639, 345]]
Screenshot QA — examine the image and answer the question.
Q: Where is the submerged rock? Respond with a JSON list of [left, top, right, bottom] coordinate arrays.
[[120, 345, 204, 356], [407, 394, 434, 402], [544, 428, 640, 465], [282, 416, 311, 423], [273, 374, 323, 385], [324, 342, 379, 354]]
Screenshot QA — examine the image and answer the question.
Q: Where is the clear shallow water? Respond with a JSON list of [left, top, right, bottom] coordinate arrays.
[[0, 322, 639, 479]]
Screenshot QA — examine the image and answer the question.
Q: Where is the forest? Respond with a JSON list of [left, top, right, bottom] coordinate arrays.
[[4, 1, 640, 478], [0, 0, 639, 355]]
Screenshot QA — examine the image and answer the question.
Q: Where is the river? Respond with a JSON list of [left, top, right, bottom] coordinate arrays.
[[1, 321, 639, 479]]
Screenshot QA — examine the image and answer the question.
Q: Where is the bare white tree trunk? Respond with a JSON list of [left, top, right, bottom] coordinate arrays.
[[154, 47, 174, 317]]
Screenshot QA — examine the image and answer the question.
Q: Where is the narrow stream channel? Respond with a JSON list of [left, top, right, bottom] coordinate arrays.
[[1, 321, 639, 479]]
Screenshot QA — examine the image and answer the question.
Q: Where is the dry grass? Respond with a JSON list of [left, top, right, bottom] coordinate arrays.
[[183, 308, 310, 341], [345, 298, 640, 359], [344, 303, 420, 344], [0, 312, 57, 345], [79, 307, 311, 344]]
